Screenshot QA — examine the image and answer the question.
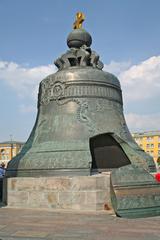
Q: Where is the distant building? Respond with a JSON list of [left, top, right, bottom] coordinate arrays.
[[0, 141, 24, 167], [132, 131, 160, 167]]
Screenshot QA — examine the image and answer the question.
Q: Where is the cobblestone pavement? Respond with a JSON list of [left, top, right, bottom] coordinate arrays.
[[0, 207, 160, 240]]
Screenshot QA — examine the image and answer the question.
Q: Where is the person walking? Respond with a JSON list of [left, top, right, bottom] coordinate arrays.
[[0, 162, 5, 201], [0, 162, 5, 177]]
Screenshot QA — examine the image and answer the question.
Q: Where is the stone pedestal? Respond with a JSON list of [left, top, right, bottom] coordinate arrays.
[[4, 173, 111, 211]]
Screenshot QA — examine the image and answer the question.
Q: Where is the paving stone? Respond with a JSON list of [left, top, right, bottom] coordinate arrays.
[[45, 177, 71, 191], [58, 191, 72, 205], [96, 175, 109, 189], [72, 191, 86, 204], [12, 230, 49, 237], [1, 203, 160, 240], [6, 176, 111, 210], [86, 191, 97, 204], [45, 192, 58, 206], [0, 224, 6, 229], [8, 178, 37, 191], [1, 238, 45, 240], [71, 176, 97, 190], [7, 191, 28, 207]]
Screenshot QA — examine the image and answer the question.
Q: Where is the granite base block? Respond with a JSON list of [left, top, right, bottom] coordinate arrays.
[[4, 173, 111, 211]]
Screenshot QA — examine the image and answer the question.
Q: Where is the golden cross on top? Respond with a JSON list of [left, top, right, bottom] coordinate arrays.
[[73, 12, 85, 29]]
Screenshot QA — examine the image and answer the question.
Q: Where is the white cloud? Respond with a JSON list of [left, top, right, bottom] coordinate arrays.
[[104, 56, 160, 132], [1, 56, 160, 132], [119, 56, 160, 102], [125, 113, 160, 132], [0, 61, 56, 100], [104, 56, 160, 103], [104, 60, 132, 76]]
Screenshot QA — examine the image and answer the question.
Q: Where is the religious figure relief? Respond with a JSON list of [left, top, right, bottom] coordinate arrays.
[[52, 82, 65, 100], [75, 99, 99, 134]]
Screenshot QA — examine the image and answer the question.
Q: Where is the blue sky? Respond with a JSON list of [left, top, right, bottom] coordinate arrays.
[[0, 0, 160, 141]]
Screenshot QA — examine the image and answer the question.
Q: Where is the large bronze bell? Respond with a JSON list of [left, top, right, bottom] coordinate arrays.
[[6, 19, 156, 177]]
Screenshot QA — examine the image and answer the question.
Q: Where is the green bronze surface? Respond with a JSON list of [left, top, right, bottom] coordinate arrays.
[[111, 164, 160, 218], [6, 27, 156, 177]]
